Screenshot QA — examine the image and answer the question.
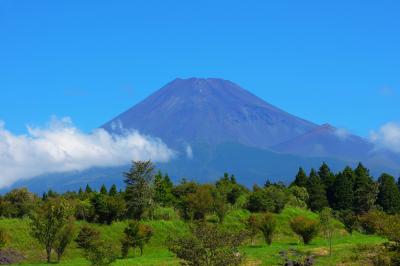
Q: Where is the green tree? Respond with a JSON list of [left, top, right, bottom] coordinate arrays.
[[109, 184, 118, 197], [292, 167, 308, 188], [246, 214, 260, 246], [307, 169, 328, 212], [332, 167, 354, 210], [377, 173, 400, 214], [54, 217, 75, 262], [186, 185, 214, 220], [319, 207, 334, 256], [318, 162, 336, 206], [85, 184, 93, 194], [30, 199, 71, 263], [124, 161, 155, 219], [259, 213, 276, 245], [153, 171, 175, 206], [121, 221, 153, 257], [353, 163, 377, 214], [100, 185, 107, 195]]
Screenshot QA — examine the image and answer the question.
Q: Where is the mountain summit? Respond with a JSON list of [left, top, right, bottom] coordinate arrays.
[[103, 78, 317, 149]]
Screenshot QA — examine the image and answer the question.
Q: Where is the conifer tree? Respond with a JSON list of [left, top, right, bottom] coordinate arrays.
[[292, 167, 308, 188], [318, 162, 335, 206], [124, 161, 155, 219], [353, 163, 377, 214], [377, 173, 400, 214], [109, 184, 118, 197], [332, 167, 354, 210], [100, 184, 108, 195], [85, 184, 93, 194], [306, 168, 328, 211]]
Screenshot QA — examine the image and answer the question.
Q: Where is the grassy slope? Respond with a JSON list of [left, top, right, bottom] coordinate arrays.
[[0, 207, 384, 266]]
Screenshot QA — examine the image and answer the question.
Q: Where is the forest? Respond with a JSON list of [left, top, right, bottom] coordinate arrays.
[[0, 161, 399, 266]]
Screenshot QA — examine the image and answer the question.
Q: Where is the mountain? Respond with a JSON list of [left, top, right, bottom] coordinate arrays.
[[103, 78, 317, 149], [4, 78, 399, 193]]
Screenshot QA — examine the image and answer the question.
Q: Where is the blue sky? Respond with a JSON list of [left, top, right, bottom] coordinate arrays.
[[1, 0, 399, 137]]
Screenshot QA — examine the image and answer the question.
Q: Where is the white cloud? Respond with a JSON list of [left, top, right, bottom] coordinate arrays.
[[370, 122, 400, 153], [185, 145, 193, 159], [334, 128, 350, 140], [0, 117, 175, 188]]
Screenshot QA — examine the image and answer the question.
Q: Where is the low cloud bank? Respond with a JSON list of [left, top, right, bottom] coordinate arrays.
[[370, 122, 400, 153], [0, 117, 174, 188]]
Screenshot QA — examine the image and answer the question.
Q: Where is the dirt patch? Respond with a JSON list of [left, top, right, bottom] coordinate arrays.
[[0, 248, 26, 265]]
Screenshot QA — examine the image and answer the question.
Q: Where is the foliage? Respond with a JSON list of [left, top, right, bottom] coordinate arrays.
[[319, 207, 334, 256], [290, 216, 319, 244], [167, 222, 246, 266], [306, 169, 328, 212], [332, 167, 354, 210], [0, 228, 9, 249], [153, 171, 175, 206], [292, 167, 308, 188], [0, 188, 37, 218], [30, 199, 71, 263], [246, 186, 287, 213], [377, 173, 400, 214], [121, 221, 153, 257], [337, 209, 358, 234], [259, 213, 276, 245], [54, 217, 75, 262], [124, 160, 155, 220], [84, 240, 117, 266], [75, 225, 101, 249]]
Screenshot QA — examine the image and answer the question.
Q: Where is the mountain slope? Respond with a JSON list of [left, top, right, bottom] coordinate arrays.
[[103, 78, 317, 149]]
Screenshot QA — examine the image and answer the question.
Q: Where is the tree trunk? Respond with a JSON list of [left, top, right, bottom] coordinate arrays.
[[46, 247, 52, 263]]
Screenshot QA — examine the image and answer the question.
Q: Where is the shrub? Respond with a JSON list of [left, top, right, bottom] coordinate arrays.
[[75, 225, 101, 249], [168, 222, 247, 266], [359, 210, 387, 235], [84, 240, 116, 266], [337, 210, 358, 234], [259, 213, 276, 245], [0, 228, 9, 249], [290, 216, 319, 244], [246, 214, 260, 245]]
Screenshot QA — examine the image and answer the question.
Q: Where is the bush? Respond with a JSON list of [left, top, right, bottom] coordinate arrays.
[[337, 210, 358, 234], [359, 210, 387, 235], [259, 213, 276, 245], [168, 222, 247, 266], [246, 214, 260, 245], [290, 216, 319, 244], [151, 206, 178, 220], [84, 240, 117, 266], [0, 228, 9, 249], [75, 225, 101, 249]]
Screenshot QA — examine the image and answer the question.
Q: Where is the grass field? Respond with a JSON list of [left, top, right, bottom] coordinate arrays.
[[0, 207, 385, 266]]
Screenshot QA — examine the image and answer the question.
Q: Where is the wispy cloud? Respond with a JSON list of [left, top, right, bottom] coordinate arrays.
[[334, 128, 350, 140], [370, 122, 400, 153], [0, 117, 174, 188], [185, 145, 193, 159]]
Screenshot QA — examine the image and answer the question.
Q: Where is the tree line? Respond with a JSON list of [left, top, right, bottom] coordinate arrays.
[[1, 161, 400, 265]]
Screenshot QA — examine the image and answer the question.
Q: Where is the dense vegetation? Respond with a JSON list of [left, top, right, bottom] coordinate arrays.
[[0, 161, 399, 265]]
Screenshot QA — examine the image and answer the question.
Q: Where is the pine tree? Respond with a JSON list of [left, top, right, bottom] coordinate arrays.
[[109, 184, 118, 196], [100, 184, 108, 195], [124, 161, 155, 219], [377, 173, 400, 214], [153, 171, 174, 206], [332, 167, 354, 210], [307, 168, 328, 211], [353, 163, 377, 214], [85, 184, 93, 194], [292, 167, 308, 188], [318, 162, 335, 206]]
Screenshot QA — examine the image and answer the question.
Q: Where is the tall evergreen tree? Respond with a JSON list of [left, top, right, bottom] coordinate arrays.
[[377, 173, 400, 214], [318, 162, 335, 206], [307, 169, 328, 211], [124, 161, 155, 219], [109, 184, 118, 197], [332, 167, 354, 210], [353, 163, 377, 214], [85, 184, 93, 194], [292, 167, 308, 188], [100, 184, 108, 195], [153, 171, 174, 206]]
